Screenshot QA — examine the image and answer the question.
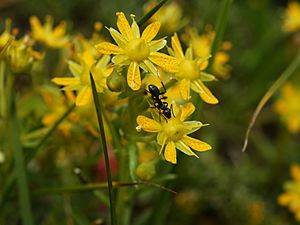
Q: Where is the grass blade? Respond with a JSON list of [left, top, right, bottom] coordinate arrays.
[[90, 72, 116, 225], [242, 51, 300, 152], [207, 0, 233, 71], [137, 0, 168, 27], [9, 88, 34, 225]]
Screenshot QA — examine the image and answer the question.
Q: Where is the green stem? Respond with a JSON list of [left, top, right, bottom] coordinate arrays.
[[0, 60, 5, 118], [90, 73, 116, 225], [137, 0, 168, 27], [207, 0, 233, 72], [9, 79, 34, 225]]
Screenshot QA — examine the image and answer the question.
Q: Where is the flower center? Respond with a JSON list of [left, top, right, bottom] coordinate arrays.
[[162, 117, 186, 142], [125, 38, 150, 62], [176, 59, 199, 80]]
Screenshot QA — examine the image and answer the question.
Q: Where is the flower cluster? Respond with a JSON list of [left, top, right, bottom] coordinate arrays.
[[94, 11, 219, 164], [274, 83, 300, 133], [282, 1, 300, 33], [278, 164, 300, 221]]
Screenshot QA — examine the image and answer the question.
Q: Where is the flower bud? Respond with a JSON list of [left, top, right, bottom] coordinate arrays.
[[136, 161, 156, 180], [106, 70, 126, 92]]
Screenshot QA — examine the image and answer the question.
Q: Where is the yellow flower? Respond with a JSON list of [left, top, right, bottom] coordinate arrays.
[[170, 33, 218, 104], [282, 2, 300, 33], [136, 103, 211, 164], [52, 51, 113, 106], [6, 35, 43, 73], [144, 1, 188, 34], [184, 27, 231, 79], [30, 15, 68, 48], [278, 164, 300, 221], [95, 12, 178, 90], [40, 86, 76, 136], [274, 83, 300, 133]]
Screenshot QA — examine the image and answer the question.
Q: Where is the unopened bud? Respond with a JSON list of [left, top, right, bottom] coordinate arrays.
[[136, 161, 156, 180], [106, 70, 126, 92]]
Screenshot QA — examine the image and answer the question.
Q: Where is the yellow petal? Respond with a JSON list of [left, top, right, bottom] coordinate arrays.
[[143, 59, 158, 76], [131, 19, 140, 38], [180, 102, 195, 121], [182, 135, 211, 152], [116, 12, 133, 41], [127, 62, 141, 90], [185, 47, 193, 60], [149, 39, 167, 52], [95, 42, 123, 55], [29, 16, 43, 35], [68, 61, 82, 77], [109, 28, 127, 47], [183, 121, 207, 135], [164, 141, 177, 164], [191, 80, 218, 104], [179, 79, 191, 100], [52, 77, 81, 86], [149, 52, 179, 73], [291, 164, 300, 181], [278, 193, 294, 205], [76, 86, 92, 106], [136, 115, 162, 132], [175, 140, 197, 157], [53, 21, 67, 37], [141, 21, 161, 42], [112, 55, 130, 65], [171, 33, 184, 60]]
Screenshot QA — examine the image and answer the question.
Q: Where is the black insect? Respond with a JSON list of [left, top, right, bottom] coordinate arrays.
[[146, 81, 175, 120]]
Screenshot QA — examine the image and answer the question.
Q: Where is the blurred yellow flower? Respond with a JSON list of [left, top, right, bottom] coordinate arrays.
[[144, 1, 188, 34], [282, 2, 300, 33], [136, 103, 211, 164], [95, 12, 178, 90], [40, 86, 76, 136], [6, 35, 43, 73], [52, 51, 113, 106], [278, 164, 300, 221], [30, 15, 69, 48], [185, 27, 232, 79], [170, 33, 218, 104], [274, 83, 300, 133]]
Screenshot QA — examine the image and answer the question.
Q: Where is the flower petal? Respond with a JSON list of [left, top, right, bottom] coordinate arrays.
[[180, 102, 195, 121], [182, 135, 211, 152], [52, 77, 81, 86], [131, 18, 140, 38], [68, 61, 82, 77], [109, 28, 127, 47], [116, 12, 133, 41], [76, 86, 92, 106], [291, 164, 300, 181], [149, 52, 179, 73], [183, 121, 206, 135], [143, 59, 158, 76], [136, 115, 162, 132], [141, 21, 161, 42], [149, 38, 167, 52], [179, 79, 191, 100], [171, 33, 184, 60], [175, 140, 198, 157], [164, 141, 177, 164], [112, 55, 130, 65], [127, 62, 141, 90], [95, 42, 123, 55], [96, 55, 111, 68], [185, 47, 193, 60], [53, 21, 67, 37], [200, 72, 217, 82], [191, 80, 218, 104]]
